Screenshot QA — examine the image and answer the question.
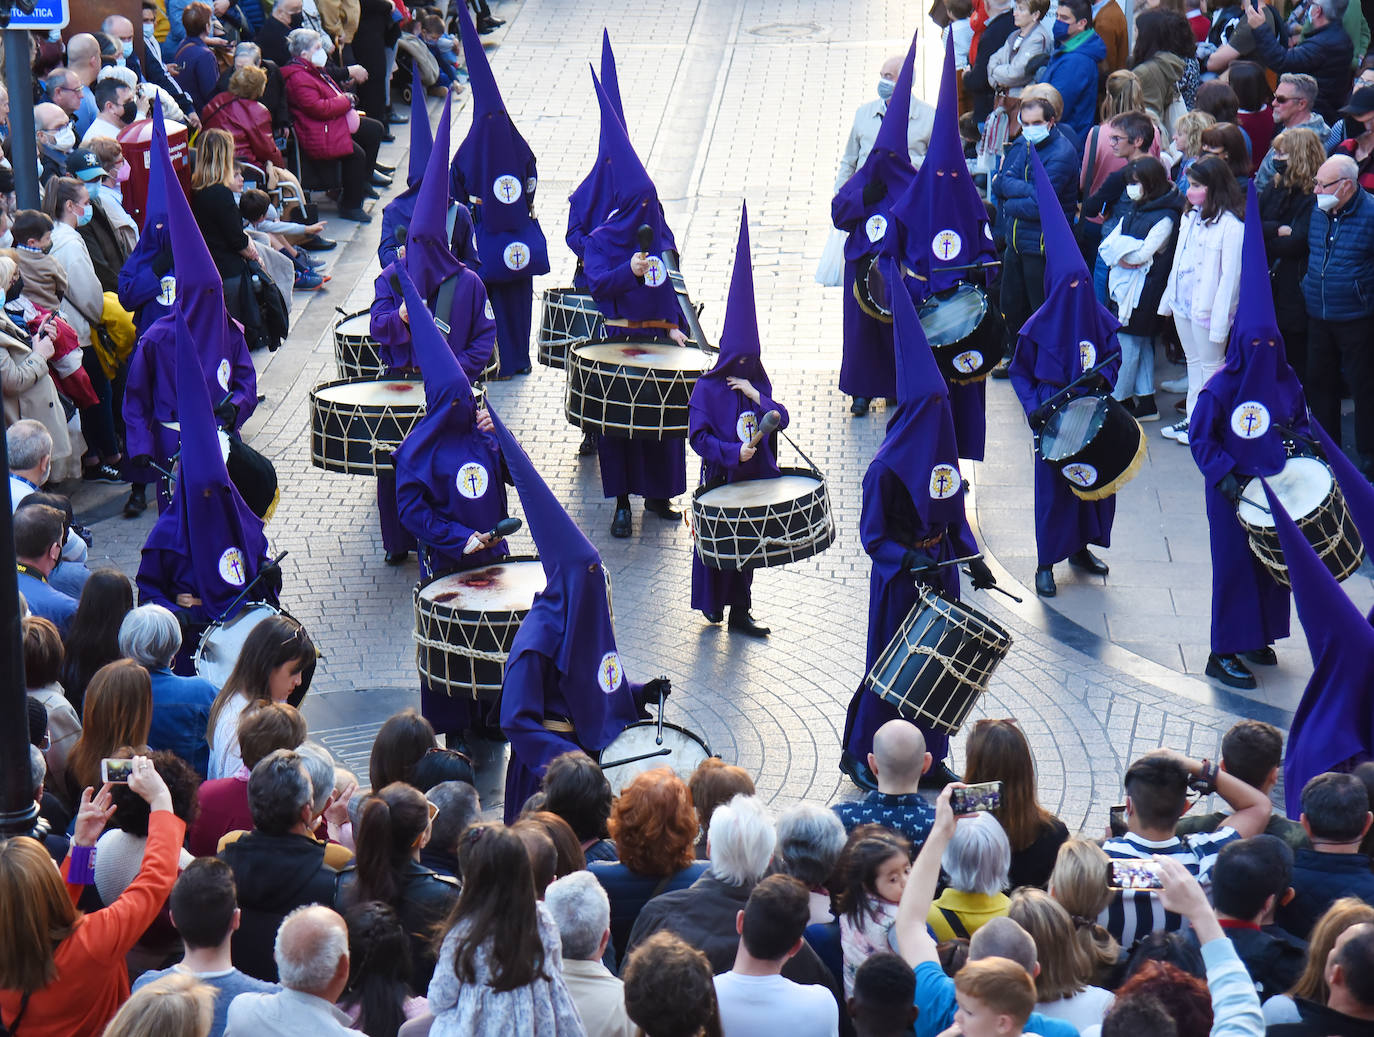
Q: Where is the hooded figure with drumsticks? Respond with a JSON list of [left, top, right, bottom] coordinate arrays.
[[686, 203, 786, 639], [839, 259, 995, 793]]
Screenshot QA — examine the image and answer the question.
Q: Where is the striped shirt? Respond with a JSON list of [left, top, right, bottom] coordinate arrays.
[[1099, 828, 1241, 950]]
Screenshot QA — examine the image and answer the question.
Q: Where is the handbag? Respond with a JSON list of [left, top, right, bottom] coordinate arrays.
[[249, 260, 289, 340], [814, 227, 846, 287]]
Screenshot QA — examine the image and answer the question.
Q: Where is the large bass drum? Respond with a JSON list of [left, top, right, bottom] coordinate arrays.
[[690, 469, 835, 571], [853, 252, 893, 323], [596, 721, 714, 794], [864, 588, 1013, 735], [918, 283, 1001, 384], [565, 341, 712, 440], [195, 602, 283, 689], [332, 309, 385, 380], [413, 557, 546, 699], [1037, 394, 1146, 501], [537, 287, 605, 369], [309, 377, 426, 476], [1236, 455, 1365, 587]]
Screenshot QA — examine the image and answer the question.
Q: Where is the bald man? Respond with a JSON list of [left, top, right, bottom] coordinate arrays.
[[225, 905, 354, 1033], [832, 719, 936, 849], [832, 54, 936, 193], [35, 102, 75, 184], [64, 33, 102, 136]]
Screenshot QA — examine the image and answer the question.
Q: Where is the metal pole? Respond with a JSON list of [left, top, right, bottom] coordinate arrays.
[[5, 30, 39, 210], [0, 443, 38, 837]]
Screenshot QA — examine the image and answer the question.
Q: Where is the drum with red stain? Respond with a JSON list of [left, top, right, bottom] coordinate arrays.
[[565, 341, 713, 440], [309, 376, 427, 476]]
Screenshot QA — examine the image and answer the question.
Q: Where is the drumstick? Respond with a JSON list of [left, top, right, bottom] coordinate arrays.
[[600, 747, 672, 771], [485, 517, 522, 541], [395, 226, 407, 246], [636, 223, 653, 255], [656, 681, 666, 746], [746, 410, 781, 451]]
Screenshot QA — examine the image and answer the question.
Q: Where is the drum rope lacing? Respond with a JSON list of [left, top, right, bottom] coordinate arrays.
[[411, 629, 511, 664]]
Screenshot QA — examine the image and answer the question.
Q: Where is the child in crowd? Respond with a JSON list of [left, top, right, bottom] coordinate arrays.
[[835, 826, 913, 998], [239, 188, 327, 291], [952, 957, 1039, 1037], [419, 12, 464, 87], [946, 0, 975, 71]]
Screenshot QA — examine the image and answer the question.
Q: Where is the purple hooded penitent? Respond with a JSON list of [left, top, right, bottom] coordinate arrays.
[[1262, 481, 1374, 814], [494, 403, 643, 820], [1008, 146, 1119, 568], [378, 63, 436, 267], [1190, 185, 1309, 656], [687, 203, 790, 614], [843, 270, 976, 766], [567, 32, 626, 262], [116, 105, 176, 333], [137, 308, 266, 623]]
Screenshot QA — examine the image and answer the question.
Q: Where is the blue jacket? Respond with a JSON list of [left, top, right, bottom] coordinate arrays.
[[147, 668, 217, 776], [1303, 188, 1374, 322], [1043, 29, 1107, 137], [1250, 21, 1354, 124], [1276, 848, 1374, 939], [993, 127, 1079, 255]]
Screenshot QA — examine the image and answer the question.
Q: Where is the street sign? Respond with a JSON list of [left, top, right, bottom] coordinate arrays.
[[3, 0, 67, 30]]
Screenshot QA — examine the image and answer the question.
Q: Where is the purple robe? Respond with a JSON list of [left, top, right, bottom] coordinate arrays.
[[117, 108, 175, 334]]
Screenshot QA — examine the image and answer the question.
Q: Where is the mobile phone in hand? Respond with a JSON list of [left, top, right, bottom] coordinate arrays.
[[1107, 859, 1165, 891], [950, 781, 1003, 814], [1109, 804, 1128, 838], [101, 758, 134, 784]]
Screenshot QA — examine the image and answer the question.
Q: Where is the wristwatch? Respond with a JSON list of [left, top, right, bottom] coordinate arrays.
[[1189, 757, 1219, 796]]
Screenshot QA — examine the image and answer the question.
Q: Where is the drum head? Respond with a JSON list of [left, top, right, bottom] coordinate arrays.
[[572, 342, 713, 372], [160, 423, 232, 463], [314, 378, 426, 407], [1238, 456, 1334, 528], [195, 603, 282, 688], [597, 721, 713, 794], [918, 284, 987, 348], [696, 473, 824, 509], [416, 559, 546, 614], [1041, 396, 1108, 463], [334, 312, 372, 339]]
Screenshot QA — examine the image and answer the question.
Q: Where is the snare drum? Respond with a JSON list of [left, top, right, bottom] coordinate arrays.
[[537, 287, 605, 369], [195, 602, 282, 688], [1236, 456, 1365, 587], [918, 283, 1001, 384], [691, 469, 836, 571], [309, 377, 426, 476], [413, 557, 546, 699], [1037, 394, 1146, 501], [333, 310, 385, 380], [596, 721, 714, 794], [864, 588, 1013, 734], [565, 341, 712, 440], [853, 253, 893, 323]]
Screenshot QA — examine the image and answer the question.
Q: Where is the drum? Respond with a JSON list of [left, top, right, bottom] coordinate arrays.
[[864, 588, 1013, 735], [309, 377, 426, 476], [537, 287, 605, 369], [161, 424, 279, 522], [413, 557, 546, 699], [333, 309, 385, 380], [1236, 456, 1365, 587], [853, 253, 893, 323], [918, 283, 1001, 384], [596, 721, 714, 794], [1037, 394, 1146, 501], [195, 602, 282, 688], [691, 469, 836, 571], [565, 341, 712, 440]]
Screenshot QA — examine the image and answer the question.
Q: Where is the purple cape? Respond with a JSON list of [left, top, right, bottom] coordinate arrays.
[[138, 308, 266, 620], [567, 35, 626, 260], [449, 1, 549, 284], [1264, 481, 1374, 813]]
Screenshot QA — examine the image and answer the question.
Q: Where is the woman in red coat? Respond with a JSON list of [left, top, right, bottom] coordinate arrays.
[[202, 64, 311, 220], [279, 27, 385, 223]]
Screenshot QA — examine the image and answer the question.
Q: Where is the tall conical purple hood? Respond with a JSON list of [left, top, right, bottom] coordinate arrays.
[[408, 91, 462, 298], [567, 65, 623, 259], [600, 28, 625, 128], [406, 61, 433, 188], [692, 203, 771, 423]]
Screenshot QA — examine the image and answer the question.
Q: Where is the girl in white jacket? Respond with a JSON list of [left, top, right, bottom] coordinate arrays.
[[1157, 156, 1246, 446]]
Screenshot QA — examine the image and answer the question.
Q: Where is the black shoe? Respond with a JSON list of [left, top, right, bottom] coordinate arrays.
[[477, 18, 498, 32], [1035, 566, 1056, 597], [611, 506, 632, 538], [338, 207, 373, 223], [702, 609, 723, 624], [643, 497, 681, 520], [728, 607, 770, 638], [1068, 549, 1109, 575], [364, 186, 381, 200], [1206, 652, 1257, 689], [387, 111, 408, 124], [577, 430, 598, 456], [1133, 393, 1159, 422], [123, 489, 147, 517], [83, 462, 125, 484], [299, 235, 337, 251], [1242, 646, 1278, 666], [839, 750, 879, 792], [370, 171, 393, 188], [384, 550, 410, 565], [380, 130, 396, 143], [481, 14, 505, 25], [375, 161, 397, 174], [919, 760, 962, 790], [850, 396, 871, 416], [991, 356, 1012, 379]]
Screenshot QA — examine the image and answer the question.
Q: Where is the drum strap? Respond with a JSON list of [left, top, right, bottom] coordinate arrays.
[[938, 907, 971, 940], [604, 318, 680, 332], [542, 716, 577, 735], [432, 276, 460, 336]]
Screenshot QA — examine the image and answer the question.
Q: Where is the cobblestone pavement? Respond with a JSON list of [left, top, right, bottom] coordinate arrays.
[[68, 0, 1325, 828]]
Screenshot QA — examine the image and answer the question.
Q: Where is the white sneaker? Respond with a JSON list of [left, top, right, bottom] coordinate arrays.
[[1161, 420, 1189, 442], [1160, 377, 1188, 393], [1176, 425, 1190, 445]]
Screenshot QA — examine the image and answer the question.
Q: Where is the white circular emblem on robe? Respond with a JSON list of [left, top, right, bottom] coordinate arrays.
[[983, 224, 994, 241], [596, 651, 624, 695], [1078, 341, 1097, 371], [484, 300, 495, 320], [643, 255, 668, 288], [736, 411, 760, 443], [456, 462, 489, 499], [929, 463, 961, 500], [1231, 401, 1271, 439], [218, 547, 247, 586], [216, 358, 231, 391], [492, 174, 522, 204], [865, 214, 888, 242], [525, 176, 538, 195], [953, 350, 983, 375], [1062, 462, 1099, 488], [932, 229, 962, 261], [158, 275, 177, 306], [503, 242, 531, 271]]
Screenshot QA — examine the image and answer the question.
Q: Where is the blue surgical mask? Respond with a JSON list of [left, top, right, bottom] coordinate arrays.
[[1021, 122, 1050, 144], [877, 78, 896, 101], [76, 204, 93, 227], [1052, 18, 1070, 39], [121, 40, 133, 57]]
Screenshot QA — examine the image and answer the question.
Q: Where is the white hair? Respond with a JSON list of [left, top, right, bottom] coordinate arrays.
[[287, 27, 320, 58], [6, 420, 52, 472], [773, 804, 847, 888], [942, 812, 1012, 896], [118, 604, 183, 669], [295, 742, 336, 814], [708, 795, 775, 886], [544, 871, 610, 960], [1328, 154, 1360, 182], [274, 906, 347, 993], [29, 745, 46, 797], [97, 65, 137, 90]]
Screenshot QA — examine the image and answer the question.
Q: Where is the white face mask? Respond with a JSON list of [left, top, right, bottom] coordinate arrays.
[[309, 47, 327, 67], [1316, 191, 1341, 212], [1021, 122, 1050, 144], [1126, 183, 1144, 201], [51, 125, 76, 151]]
